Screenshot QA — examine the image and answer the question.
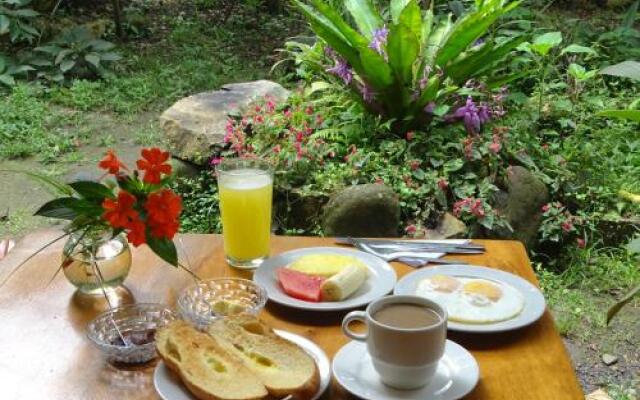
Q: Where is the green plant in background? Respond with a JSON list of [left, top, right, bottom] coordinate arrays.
[[0, 0, 39, 43], [597, 60, 640, 122], [291, 0, 526, 133], [33, 27, 121, 83]]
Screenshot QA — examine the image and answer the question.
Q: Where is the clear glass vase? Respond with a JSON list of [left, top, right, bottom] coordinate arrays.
[[62, 230, 134, 309]]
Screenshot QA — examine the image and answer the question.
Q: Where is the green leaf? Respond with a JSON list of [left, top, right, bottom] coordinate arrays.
[[397, 0, 422, 39], [88, 39, 115, 51], [530, 31, 562, 56], [34, 45, 63, 55], [486, 69, 532, 88], [100, 52, 121, 62], [359, 47, 393, 90], [424, 15, 453, 66], [84, 53, 101, 68], [436, 0, 521, 66], [560, 44, 597, 56], [390, 0, 411, 24], [69, 181, 114, 202], [34, 197, 82, 220], [607, 284, 640, 324], [387, 22, 420, 85], [13, 8, 38, 17], [0, 15, 9, 34], [0, 169, 73, 196], [54, 49, 73, 65], [414, 75, 441, 110], [596, 109, 640, 122], [292, 0, 362, 70], [0, 74, 15, 86], [59, 59, 75, 72], [599, 60, 640, 81], [311, 0, 368, 48], [146, 235, 178, 266], [344, 0, 383, 39]]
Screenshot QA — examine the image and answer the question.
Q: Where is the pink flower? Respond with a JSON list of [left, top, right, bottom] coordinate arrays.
[[305, 106, 313, 115], [437, 178, 449, 191], [541, 204, 550, 212], [453, 198, 471, 217], [272, 145, 281, 154], [210, 156, 223, 166], [265, 99, 276, 113], [255, 105, 262, 112], [374, 177, 383, 184], [406, 131, 415, 141], [561, 221, 573, 233], [470, 199, 485, 217], [405, 224, 417, 235], [284, 109, 292, 118], [576, 238, 586, 248], [316, 114, 323, 125], [253, 115, 264, 124], [489, 142, 501, 154], [410, 160, 420, 171]]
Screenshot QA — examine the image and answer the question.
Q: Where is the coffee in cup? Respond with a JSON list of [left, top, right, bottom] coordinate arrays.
[[341, 295, 447, 389]]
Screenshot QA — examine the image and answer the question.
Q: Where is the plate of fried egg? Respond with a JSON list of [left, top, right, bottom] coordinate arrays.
[[394, 265, 546, 333]]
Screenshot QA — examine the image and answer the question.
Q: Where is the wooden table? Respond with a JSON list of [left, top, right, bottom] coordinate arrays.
[[0, 231, 583, 400]]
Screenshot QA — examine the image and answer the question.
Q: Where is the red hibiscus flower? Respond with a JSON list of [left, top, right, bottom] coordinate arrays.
[[99, 150, 127, 174], [102, 191, 139, 229], [127, 219, 147, 247], [144, 189, 182, 239], [137, 148, 172, 184]]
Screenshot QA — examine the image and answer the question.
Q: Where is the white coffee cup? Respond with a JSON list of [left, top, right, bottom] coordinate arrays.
[[342, 295, 447, 389]]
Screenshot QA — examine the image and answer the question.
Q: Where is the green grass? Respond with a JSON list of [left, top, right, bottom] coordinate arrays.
[[536, 245, 640, 337]]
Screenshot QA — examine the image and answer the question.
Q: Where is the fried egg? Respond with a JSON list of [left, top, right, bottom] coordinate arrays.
[[416, 275, 524, 324]]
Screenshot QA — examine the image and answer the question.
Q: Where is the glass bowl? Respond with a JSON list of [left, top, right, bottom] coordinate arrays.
[[178, 278, 268, 330], [87, 303, 176, 364]]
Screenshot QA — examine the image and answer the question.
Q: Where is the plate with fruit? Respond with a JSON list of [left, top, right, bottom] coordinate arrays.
[[253, 247, 397, 311]]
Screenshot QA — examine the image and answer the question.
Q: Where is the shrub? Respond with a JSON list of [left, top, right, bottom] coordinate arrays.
[[289, 0, 526, 134]]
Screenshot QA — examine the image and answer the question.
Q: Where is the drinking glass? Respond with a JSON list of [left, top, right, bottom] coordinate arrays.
[[217, 158, 273, 269]]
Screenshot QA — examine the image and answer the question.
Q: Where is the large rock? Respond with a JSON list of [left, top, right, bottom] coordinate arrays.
[[424, 212, 467, 239], [322, 184, 400, 237], [492, 166, 549, 248], [160, 80, 290, 164]]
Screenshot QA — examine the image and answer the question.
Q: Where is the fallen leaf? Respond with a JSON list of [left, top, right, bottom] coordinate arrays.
[[586, 389, 613, 400]]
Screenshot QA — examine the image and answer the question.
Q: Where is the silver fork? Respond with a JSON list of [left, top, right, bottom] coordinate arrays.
[[355, 242, 468, 266]]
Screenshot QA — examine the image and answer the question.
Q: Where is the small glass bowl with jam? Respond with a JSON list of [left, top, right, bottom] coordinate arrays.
[[87, 303, 176, 364], [178, 278, 268, 330]]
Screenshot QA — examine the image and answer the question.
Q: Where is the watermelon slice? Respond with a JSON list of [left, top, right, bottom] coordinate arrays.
[[277, 268, 325, 302]]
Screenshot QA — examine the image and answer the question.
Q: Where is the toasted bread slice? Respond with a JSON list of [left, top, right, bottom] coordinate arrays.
[[208, 315, 320, 400], [156, 321, 269, 400]]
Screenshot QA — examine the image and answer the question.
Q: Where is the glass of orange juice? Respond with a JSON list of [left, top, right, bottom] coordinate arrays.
[[217, 158, 273, 269]]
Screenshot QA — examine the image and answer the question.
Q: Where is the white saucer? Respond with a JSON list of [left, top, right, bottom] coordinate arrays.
[[332, 340, 479, 400], [154, 330, 331, 400]]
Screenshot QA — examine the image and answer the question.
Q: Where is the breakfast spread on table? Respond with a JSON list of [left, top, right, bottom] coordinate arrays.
[[156, 315, 320, 400], [276, 254, 369, 302], [415, 275, 525, 324]]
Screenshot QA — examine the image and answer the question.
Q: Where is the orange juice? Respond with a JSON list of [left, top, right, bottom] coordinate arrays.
[[218, 169, 273, 266]]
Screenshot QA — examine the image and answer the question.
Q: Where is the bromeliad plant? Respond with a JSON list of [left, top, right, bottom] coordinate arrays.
[[17, 148, 183, 268], [291, 0, 526, 133]]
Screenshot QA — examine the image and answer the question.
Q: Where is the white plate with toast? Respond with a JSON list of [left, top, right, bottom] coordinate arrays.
[[154, 323, 331, 400], [394, 265, 546, 333], [253, 247, 397, 311]]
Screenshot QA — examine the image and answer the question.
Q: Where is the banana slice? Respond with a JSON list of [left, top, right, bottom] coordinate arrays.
[[320, 264, 368, 301]]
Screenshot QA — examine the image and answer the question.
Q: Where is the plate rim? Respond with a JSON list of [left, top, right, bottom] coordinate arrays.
[[253, 247, 397, 312], [393, 264, 546, 333], [332, 339, 480, 400], [153, 328, 331, 400]]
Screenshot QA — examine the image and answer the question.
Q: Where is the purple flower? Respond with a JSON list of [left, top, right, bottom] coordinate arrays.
[[478, 102, 491, 124], [452, 96, 484, 135], [369, 25, 389, 59], [424, 102, 436, 114], [360, 83, 375, 103], [419, 66, 432, 90], [327, 58, 353, 85]]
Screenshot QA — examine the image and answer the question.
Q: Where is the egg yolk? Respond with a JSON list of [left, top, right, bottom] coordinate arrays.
[[429, 275, 461, 293], [462, 280, 502, 302]]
